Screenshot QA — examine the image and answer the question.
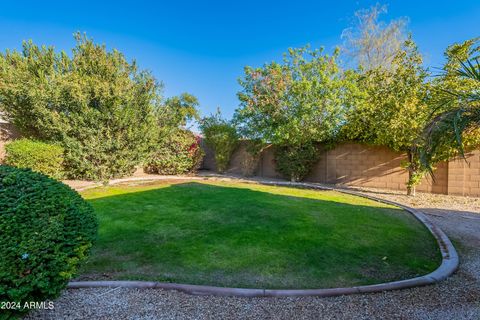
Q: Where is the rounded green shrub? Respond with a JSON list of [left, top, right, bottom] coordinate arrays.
[[144, 130, 204, 175], [0, 166, 97, 317], [4, 139, 64, 179], [275, 143, 319, 182]]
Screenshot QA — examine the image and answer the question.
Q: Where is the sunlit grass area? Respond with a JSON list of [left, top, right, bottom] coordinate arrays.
[[78, 180, 441, 289]]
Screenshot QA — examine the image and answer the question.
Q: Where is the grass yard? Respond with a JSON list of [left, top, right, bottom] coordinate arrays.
[[78, 180, 441, 289]]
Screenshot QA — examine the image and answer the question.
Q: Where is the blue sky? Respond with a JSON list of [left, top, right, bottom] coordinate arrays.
[[1, 1, 479, 123]]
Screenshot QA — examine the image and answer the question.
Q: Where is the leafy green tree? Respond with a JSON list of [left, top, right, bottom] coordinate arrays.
[[342, 39, 430, 195], [236, 46, 354, 146], [158, 92, 200, 129], [235, 46, 358, 180], [341, 6, 479, 196], [0, 33, 160, 180], [146, 93, 204, 175], [200, 111, 238, 173]]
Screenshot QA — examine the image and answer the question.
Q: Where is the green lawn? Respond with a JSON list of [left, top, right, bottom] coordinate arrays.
[[78, 180, 441, 289]]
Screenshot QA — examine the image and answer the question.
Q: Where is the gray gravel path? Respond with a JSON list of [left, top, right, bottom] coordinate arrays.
[[27, 186, 480, 320]]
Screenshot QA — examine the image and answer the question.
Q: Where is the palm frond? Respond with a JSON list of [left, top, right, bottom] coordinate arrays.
[[421, 58, 480, 176], [457, 57, 480, 81], [453, 108, 465, 157]]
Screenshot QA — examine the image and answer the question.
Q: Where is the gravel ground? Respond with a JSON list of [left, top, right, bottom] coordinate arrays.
[[27, 179, 480, 320], [345, 186, 480, 214]]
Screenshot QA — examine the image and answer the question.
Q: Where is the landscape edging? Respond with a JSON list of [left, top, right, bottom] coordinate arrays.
[[69, 176, 459, 297]]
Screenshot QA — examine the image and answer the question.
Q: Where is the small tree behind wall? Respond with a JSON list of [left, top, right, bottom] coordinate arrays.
[[341, 4, 408, 71], [146, 93, 204, 175]]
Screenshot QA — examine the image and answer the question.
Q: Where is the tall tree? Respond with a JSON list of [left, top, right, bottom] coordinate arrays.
[[342, 38, 430, 195], [235, 46, 358, 181], [0, 33, 160, 180], [235, 46, 356, 146], [341, 4, 408, 71]]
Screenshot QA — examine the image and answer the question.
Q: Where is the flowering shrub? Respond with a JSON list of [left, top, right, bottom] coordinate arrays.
[[144, 129, 204, 175], [0, 166, 97, 318]]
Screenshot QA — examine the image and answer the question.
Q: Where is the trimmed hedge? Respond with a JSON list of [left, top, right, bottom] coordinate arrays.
[[0, 166, 97, 317], [144, 130, 204, 175], [4, 139, 64, 179]]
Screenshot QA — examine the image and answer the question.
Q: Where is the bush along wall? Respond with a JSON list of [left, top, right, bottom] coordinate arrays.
[[144, 129, 204, 175], [0, 166, 97, 318], [200, 113, 238, 173], [274, 143, 320, 182], [4, 139, 64, 179]]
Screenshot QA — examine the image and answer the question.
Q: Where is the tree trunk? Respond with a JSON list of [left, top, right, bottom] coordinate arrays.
[[406, 149, 416, 197], [407, 169, 416, 196]]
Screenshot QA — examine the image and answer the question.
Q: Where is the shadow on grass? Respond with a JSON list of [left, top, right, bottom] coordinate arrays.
[[79, 182, 441, 289]]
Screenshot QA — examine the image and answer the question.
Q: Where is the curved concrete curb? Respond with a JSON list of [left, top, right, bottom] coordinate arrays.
[[69, 176, 459, 297]]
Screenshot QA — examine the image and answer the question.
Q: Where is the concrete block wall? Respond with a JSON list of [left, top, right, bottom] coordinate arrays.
[[202, 141, 480, 197], [226, 142, 251, 176], [304, 143, 448, 194], [200, 140, 254, 176], [447, 150, 480, 196], [200, 138, 216, 172], [257, 145, 282, 179]]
